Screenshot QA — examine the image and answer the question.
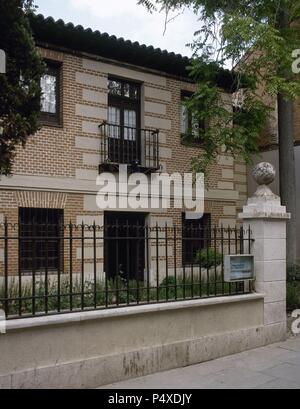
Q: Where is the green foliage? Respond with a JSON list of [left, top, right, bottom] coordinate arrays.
[[0, 272, 244, 317], [286, 264, 300, 310], [0, 0, 44, 175], [195, 248, 222, 269], [138, 0, 300, 172], [288, 263, 300, 282], [287, 282, 300, 311]]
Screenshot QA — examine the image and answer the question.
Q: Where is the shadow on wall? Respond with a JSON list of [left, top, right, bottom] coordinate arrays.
[[248, 147, 300, 257]]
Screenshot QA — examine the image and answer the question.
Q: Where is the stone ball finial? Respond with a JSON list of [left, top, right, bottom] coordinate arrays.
[[252, 162, 275, 186]]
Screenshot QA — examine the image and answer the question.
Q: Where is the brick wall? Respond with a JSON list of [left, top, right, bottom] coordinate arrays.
[[0, 45, 248, 280]]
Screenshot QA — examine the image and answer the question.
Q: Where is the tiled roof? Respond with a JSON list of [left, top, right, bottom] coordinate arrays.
[[29, 13, 235, 90]]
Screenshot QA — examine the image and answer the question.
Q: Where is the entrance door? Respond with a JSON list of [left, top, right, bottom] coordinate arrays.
[[104, 212, 147, 282]]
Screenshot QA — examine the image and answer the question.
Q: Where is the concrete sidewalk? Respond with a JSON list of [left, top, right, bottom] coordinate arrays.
[[100, 336, 300, 389]]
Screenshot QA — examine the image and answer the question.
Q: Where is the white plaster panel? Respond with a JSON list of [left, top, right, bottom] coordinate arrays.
[[236, 184, 247, 193], [205, 189, 239, 201], [0, 249, 4, 262], [218, 219, 236, 228], [222, 169, 234, 180], [76, 104, 107, 120], [145, 101, 167, 115], [76, 72, 107, 88], [82, 89, 107, 105], [76, 136, 100, 151], [145, 116, 171, 131], [150, 217, 174, 228], [218, 181, 234, 190], [145, 86, 172, 102], [158, 132, 167, 144], [151, 246, 174, 258], [234, 174, 246, 183], [223, 206, 236, 216], [76, 216, 104, 226], [84, 195, 101, 212], [159, 147, 172, 159], [235, 164, 247, 173], [76, 169, 98, 181], [82, 153, 100, 167], [83, 59, 166, 87], [76, 246, 103, 260], [82, 121, 101, 135], [218, 155, 234, 167]]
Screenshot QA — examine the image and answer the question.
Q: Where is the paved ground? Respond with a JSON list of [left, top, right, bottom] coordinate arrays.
[[101, 336, 300, 389]]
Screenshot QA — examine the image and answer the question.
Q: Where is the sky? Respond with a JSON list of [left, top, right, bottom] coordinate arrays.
[[34, 0, 201, 57]]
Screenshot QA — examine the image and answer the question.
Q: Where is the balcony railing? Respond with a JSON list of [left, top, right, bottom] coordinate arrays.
[[99, 122, 160, 173]]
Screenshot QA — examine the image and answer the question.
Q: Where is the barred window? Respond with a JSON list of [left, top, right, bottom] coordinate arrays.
[[19, 208, 64, 273]]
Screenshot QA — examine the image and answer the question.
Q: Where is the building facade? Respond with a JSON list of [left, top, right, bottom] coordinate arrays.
[[0, 15, 248, 283]]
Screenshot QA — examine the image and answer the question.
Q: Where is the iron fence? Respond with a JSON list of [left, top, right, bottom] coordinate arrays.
[[0, 220, 253, 320]]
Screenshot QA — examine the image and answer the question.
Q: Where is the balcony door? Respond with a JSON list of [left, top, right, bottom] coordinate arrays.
[[108, 77, 141, 165]]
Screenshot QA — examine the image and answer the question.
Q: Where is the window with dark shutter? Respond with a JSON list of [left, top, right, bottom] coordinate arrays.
[[180, 91, 206, 145]]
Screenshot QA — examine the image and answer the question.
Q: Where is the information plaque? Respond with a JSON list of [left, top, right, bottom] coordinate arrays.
[[224, 255, 255, 282]]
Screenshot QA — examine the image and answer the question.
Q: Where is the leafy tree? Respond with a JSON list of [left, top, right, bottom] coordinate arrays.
[[139, 0, 300, 264], [0, 0, 44, 176]]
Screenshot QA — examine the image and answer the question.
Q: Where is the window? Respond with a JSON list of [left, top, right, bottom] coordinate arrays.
[[182, 213, 211, 265], [181, 91, 205, 144], [19, 208, 64, 273], [107, 77, 141, 164], [40, 62, 61, 125]]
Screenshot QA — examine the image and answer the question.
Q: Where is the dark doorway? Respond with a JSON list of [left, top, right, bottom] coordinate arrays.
[[104, 212, 147, 281], [182, 213, 211, 266], [19, 208, 64, 273]]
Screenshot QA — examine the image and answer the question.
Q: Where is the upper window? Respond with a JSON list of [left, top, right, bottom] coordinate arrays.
[[108, 78, 140, 100], [40, 62, 61, 125], [181, 91, 205, 144]]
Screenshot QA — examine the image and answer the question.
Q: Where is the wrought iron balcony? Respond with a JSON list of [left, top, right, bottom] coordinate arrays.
[[99, 122, 160, 173]]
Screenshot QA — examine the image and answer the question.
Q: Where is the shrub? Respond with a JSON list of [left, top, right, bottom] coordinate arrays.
[[195, 248, 223, 270], [287, 281, 300, 311], [287, 263, 300, 282]]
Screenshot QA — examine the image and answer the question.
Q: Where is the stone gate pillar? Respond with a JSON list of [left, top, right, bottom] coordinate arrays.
[[239, 162, 290, 343]]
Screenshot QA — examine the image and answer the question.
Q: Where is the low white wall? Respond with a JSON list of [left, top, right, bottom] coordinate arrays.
[[0, 293, 286, 389]]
